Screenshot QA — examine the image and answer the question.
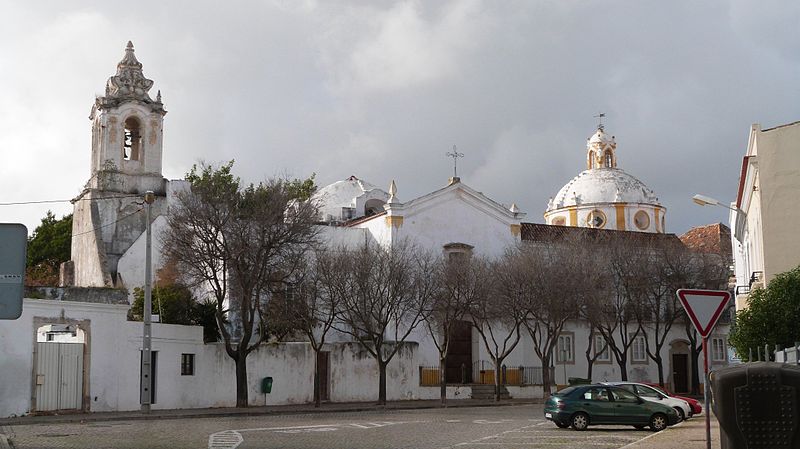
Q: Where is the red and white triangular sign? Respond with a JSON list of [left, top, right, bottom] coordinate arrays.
[[676, 289, 731, 338]]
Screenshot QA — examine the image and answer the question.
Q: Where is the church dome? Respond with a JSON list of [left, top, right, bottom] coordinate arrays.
[[312, 175, 389, 223], [544, 124, 666, 233], [547, 168, 660, 212]]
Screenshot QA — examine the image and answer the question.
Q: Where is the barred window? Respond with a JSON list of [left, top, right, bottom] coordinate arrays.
[[181, 353, 195, 376], [631, 335, 647, 362], [712, 338, 727, 362], [557, 334, 574, 363], [594, 335, 610, 361]]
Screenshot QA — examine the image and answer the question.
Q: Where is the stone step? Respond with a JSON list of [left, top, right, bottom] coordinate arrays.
[[470, 385, 512, 400]]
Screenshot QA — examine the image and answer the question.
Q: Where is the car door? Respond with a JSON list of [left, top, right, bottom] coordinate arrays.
[[578, 387, 616, 424], [609, 387, 650, 424]]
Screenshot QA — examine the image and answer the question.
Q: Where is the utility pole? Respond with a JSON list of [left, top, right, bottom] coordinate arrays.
[[140, 191, 155, 413]]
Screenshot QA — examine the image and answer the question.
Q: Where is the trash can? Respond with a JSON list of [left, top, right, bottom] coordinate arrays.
[[711, 361, 800, 449], [261, 376, 273, 394], [568, 377, 591, 386]]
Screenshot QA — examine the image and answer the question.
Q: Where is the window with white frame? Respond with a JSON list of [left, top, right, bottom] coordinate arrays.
[[594, 335, 610, 362], [712, 337, 727, 362], [557, 334, 574, 363], [631, 335, 647, 362]]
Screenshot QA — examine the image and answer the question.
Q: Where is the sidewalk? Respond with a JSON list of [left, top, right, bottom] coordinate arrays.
[[0, 398, 540, 427], [624, 413, 721, 449]]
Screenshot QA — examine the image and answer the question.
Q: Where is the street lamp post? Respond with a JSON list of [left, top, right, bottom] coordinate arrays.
[[140, 191, 155, 413], [692, 194, 746, 243]]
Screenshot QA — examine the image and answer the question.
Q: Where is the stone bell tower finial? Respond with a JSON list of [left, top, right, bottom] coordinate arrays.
[[87, 41, 167, 193]]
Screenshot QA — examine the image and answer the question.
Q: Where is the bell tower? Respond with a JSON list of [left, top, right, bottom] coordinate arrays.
[[88, 41, 167, 194], [65, 42, 170, 289]]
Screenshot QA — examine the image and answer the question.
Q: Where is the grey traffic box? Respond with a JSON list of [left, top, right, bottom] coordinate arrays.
[[0, 223, 27, 320], [711, 362, 800, 449]]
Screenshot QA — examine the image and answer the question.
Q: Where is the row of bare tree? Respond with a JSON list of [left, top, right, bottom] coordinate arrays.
[[163, 165, 728, 408]]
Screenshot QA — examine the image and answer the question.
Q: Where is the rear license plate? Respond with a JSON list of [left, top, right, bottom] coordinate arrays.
[[545, 412, 552, 418]]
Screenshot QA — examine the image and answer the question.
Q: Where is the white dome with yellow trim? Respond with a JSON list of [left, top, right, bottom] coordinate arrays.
[[547, 168, 660, 211], [544, 126, 666, 233]]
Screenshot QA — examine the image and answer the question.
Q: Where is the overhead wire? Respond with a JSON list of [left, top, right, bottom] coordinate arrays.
[[71, 207, 144, 237], [0, 193, 142, 206]]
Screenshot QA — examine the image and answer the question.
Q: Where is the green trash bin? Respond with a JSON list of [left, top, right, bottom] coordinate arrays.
[[261, 377, 273, 394], [568, 377, 591, 386]]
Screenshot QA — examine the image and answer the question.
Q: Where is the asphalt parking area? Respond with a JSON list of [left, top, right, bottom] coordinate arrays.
[[208, 407, 659, 449], [452, 421, 655, 448]]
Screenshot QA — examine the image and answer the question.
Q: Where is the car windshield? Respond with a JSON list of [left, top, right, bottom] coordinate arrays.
[[636, 385, 665, 399]]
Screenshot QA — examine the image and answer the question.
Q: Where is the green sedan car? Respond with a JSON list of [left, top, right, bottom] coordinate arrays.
[[544, 384, 680, 431]]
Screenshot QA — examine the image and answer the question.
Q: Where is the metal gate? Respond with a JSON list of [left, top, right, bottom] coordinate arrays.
[[35, 342, 84, 411]]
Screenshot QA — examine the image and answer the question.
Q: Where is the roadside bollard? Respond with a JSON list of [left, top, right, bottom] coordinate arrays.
[[711, 362, 800, 449]]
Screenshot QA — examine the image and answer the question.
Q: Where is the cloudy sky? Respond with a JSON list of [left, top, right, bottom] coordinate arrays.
[[1, 0, 798, 236]]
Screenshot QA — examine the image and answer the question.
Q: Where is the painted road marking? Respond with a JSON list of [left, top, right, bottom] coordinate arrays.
[[209, 420, 422, 449]]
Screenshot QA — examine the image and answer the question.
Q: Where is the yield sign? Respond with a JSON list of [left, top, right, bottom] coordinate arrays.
[[676, 289, 731, 338]]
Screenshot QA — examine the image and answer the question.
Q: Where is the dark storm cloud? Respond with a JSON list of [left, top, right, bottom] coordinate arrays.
[[2, 0, 798, 235]]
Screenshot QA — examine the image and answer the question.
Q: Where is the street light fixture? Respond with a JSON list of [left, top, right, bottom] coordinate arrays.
[[692, 194, 746, 243]]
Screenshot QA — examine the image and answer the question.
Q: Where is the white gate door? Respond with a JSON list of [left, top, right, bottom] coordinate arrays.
[[35, 342, 83, 411]]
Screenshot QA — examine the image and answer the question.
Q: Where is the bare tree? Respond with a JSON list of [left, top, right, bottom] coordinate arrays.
[[334, 241, 437, 405], [163, 161, 319, 407], [507, 241, 584, 398], [424, 255, 491, 405], [275, 247, 343, 407], [592, 239, 643, 381], [470, 254, 525, 401]]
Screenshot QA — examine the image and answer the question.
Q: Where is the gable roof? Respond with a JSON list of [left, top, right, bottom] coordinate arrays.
[[679, 223, 732, 257]]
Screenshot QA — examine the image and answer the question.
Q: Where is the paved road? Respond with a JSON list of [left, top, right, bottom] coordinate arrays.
[[7, 405, 663, 449]]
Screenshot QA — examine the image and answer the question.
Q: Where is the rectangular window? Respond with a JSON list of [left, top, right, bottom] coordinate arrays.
[[712, 338, 726, 362], [594, 335, 610, 362], [557, 334, 574, 363], [181, 353, 195, 376], [631, 335, 647, 362]]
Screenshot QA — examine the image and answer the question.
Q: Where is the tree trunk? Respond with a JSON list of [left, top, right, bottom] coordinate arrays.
[[378, 360, 387, 406], [654, 355, 664, 387], [494, 358, 504, 402], [313, 350, 321, 408], [690, 344, 701, 395], [586, 359, 593, 381], [541, 354, 552, 399], [439, 354, 447, 406], [235, 354, 249, 408], [617, 357, 628, 381]]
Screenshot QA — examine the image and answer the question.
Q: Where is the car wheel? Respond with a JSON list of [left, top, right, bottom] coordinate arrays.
[[571, 412, 589, 431], [673, 407, 685, 421], [650, 413, 668, 432], [555, 421, 570, 429]]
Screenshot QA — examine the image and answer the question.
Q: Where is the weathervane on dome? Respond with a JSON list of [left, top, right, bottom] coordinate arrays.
[[446, 145, 464, 178], [594, 112, 606, 131]]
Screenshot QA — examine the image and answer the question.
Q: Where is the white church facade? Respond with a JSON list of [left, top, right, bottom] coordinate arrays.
[[0, 43, 732, 417]]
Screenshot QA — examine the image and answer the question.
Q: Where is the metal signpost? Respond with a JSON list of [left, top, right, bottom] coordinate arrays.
[[676, 288, 732, 449], [0, 223, 27, 320]]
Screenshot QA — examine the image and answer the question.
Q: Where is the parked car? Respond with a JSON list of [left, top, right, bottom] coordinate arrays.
[[643, 383, 703, 416], [544, 384, 680, 432], [603, 382, 692, 421]]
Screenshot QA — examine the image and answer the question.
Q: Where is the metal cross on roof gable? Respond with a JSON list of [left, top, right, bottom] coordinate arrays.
[[446, 145, 464, 178]]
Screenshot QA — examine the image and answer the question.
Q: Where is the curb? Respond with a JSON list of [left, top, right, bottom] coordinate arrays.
[[0, 400, 541, 427]]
